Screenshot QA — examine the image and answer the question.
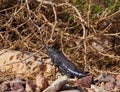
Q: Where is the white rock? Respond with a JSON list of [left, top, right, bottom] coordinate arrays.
[[59, 90, 80, 92], [43, 76, 68, 92], [0, 49, 45, 78]]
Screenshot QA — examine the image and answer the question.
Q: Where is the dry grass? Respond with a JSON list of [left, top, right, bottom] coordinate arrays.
[[0, 0, 120, 78]]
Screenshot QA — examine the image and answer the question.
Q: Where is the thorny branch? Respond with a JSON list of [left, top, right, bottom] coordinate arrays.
[[0, 0, 120, 75]]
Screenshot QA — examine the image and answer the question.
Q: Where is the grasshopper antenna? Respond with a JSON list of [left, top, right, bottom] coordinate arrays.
[[30, 20, 49, 49], [41, 35, 49, 50]]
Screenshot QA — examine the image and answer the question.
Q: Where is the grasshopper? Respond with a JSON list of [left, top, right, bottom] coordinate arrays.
[[44, 44, 86, 78]]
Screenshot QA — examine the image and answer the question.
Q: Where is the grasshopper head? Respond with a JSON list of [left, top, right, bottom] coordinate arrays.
[[44, 45, 60, 56]]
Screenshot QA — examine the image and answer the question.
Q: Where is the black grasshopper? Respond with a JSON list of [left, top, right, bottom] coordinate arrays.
[[44, 44, 86, 78]]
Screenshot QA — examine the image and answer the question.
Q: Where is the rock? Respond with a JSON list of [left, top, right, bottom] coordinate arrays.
[[59, 90, 80, 92], [95, 73, 115, 83], [90, 36, 112, 53], [10, 78, 25, 92], [116, 75, 120, 81], [75, 76, 93, 88], [116, 75, 120, 88], [43, 76, 67, 92], [36, 74, 49, 91], [0, 81, 10, 92], [91, 83, 107, 92], [104, 82, 115, 91], [0, 49, 46, 78], [0, 77, 25, 92], [25, 81, 36, 92]]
